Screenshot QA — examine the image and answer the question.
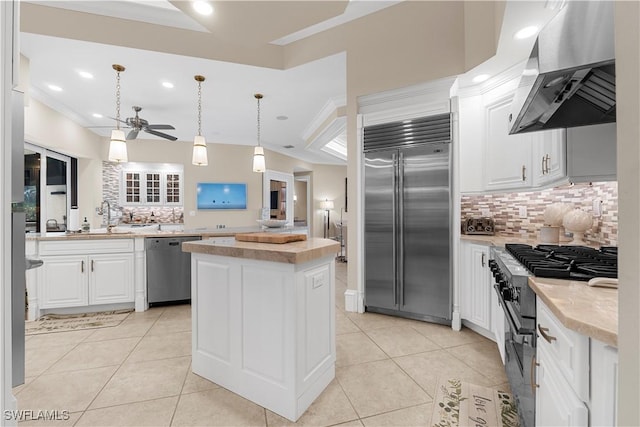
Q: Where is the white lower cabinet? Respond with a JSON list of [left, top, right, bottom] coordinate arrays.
[[536, 343, 589, 427], [535, 297, 618, 426], [35, 239, 135, 311], [39, 253, 134, 308], [459, 241, 492, 334]]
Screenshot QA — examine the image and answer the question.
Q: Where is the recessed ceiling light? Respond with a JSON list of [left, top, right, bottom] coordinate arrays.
[[193, 1, 214, 16], [472, 74, 490, 84], [162, 81, 174, 89], [48, 84, 63, 92], [77, 70, 94, 79], [514, 26, 539, 40], [276, 115, 288, 121], [92, 113, 103, 118]]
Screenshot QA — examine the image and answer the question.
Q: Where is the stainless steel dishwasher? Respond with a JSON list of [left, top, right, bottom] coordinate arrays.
[[146, 236, 201, 305]]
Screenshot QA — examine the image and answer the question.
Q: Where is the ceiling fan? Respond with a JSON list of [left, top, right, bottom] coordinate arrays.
[[114, 106, 177, 141]]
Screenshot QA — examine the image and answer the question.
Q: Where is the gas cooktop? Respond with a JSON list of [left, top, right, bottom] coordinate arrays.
[[504, 244, 618, 281]]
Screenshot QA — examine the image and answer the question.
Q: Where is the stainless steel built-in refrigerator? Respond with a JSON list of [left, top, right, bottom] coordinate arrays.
[[364, 113, 451, 324]]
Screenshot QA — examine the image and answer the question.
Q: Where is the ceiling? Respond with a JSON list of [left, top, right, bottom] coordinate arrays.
[[20, 1, 559, 165]]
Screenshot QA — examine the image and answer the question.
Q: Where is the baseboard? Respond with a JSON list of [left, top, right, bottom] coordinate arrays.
[[451, 310, 462, 331], [461, 319, 496, 342]]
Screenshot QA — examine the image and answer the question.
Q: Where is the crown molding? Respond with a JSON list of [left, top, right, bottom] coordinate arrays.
[[301, 95, 346, 142]]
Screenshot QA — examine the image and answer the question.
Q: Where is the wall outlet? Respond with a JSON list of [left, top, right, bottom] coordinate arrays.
[[518, 206, 527, 218], [189, 210, 196, 217], [592, 199, 602, 217], [480, 208, 490, 217]]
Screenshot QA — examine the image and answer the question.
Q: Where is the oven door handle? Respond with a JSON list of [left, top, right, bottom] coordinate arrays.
[[493, 284, 534, 337]]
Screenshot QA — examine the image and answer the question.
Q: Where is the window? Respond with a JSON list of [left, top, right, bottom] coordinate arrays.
[[119, 165, 183, 207]]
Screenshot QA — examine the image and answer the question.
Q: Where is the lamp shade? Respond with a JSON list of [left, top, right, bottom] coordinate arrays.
[[192, 135, 208, 166], [252, 146, 265, 173], [108, 129, 127, 162], [320, 199, 334, 210]]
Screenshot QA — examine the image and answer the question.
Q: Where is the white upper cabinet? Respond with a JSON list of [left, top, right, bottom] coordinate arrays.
[[532, 129, 567, 187], [457, 67, 570, 193], [483, 95, 533, 191]]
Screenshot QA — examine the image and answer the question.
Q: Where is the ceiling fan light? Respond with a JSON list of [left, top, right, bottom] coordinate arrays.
[[252, 146, 265, 173], [108, 129, 128, 162], [192, 135, 208, 166]]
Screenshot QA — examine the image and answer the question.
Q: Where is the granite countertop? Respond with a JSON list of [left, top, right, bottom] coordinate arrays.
[[460, 233, 601, 249], [528, 276, 617, 347], [27, 225, 309, 241], [182, 237, 340, 264]]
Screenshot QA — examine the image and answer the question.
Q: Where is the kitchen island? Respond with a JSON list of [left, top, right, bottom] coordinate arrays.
[[182, 237, 339, 422]]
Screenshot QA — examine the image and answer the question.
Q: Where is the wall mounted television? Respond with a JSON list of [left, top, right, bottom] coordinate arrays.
[[196, 183, 247, 210]]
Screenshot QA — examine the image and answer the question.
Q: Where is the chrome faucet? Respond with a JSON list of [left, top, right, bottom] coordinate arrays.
[[100, 200, 111, 227]]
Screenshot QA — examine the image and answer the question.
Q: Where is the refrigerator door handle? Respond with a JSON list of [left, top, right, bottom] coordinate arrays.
[[391, 152, 398, 306], [398, 151, 405, 307]]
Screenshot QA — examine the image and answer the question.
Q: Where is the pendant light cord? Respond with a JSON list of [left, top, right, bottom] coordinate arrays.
[[197, 80, 202, 136], [115, 70, 121, 130], [256, 96, 261, 147]]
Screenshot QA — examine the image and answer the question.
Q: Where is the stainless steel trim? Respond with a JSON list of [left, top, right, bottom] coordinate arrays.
[[494, 284, 534, 336], [398, 151, 405, 307], [392, 152, 398, 306]]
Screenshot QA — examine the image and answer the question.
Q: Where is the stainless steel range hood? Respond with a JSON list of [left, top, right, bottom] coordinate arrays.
[[508, 1, 615, 135]]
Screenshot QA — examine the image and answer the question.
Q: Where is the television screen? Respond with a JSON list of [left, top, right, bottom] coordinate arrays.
[[196, 183, 247, 210]]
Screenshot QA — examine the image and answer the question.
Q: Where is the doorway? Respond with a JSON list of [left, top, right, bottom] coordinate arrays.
[[294, 174, 311, 228]]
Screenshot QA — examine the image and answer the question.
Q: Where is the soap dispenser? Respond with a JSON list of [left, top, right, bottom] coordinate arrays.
[[81, 217, 90, 232]]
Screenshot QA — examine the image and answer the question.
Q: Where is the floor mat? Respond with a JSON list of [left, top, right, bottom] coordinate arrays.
[[431, 378, 519, 427], [25, 309, 133, 335]]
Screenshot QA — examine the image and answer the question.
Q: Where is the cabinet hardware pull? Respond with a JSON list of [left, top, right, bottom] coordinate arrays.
[[481, 253, 486, 267], [538, 324, 557, 343], [545, 154, 551, 174], [91, 260, 94, 272], [522, 165, 526, 182], [531, 355, 539, 394], [81, 260, 84, 273], [541, 156, 546, 175]]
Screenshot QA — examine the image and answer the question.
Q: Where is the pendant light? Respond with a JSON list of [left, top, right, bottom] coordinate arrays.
[[192, 75, 208, 166], [252, 93, 266, 173], [108, 64, 127, 162]]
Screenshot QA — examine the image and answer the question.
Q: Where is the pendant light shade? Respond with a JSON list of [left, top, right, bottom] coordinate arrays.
[[192, 75, 208, 166], [252, 146, 265, 173], [108, 129, 128, 162], [108, 64, 128, 162], [192, 135, 208, 166], [252, 93, 265, 173]]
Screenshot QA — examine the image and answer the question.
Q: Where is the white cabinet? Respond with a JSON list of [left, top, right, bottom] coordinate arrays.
[[490, 286, 505, 363], [483, 96, 533, 191], [88, 253, 134, 305], [532, 129, 567, 187], [38, 253, 134, 308], [38, 255, 88, 308], [35, 239, 135, 311], [536, 343, 589, 427], [535, 297, 618, 427], [460, 241, 492, 333], [458, 71, 569, 193]]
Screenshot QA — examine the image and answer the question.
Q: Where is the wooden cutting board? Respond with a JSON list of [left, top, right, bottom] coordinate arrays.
[[235, 232, 307, 244]]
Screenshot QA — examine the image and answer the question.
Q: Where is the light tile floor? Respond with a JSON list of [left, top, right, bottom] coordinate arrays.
[[14, 262, 508, 426]]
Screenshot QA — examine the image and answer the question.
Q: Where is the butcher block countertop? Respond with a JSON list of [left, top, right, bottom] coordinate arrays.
[[528, 277, 618, 347], [182, 237, 339, 264]]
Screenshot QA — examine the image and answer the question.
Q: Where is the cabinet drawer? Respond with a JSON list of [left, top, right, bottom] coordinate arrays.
[[38, 238, 134, 256], [537, 298, 589, 402]]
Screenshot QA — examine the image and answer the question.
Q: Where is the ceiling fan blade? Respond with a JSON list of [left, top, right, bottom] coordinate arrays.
[[146, 124, 175, 130], [126, 129, 139, 140], [145, 128, 177, 141], [108, 116, 129, 125]]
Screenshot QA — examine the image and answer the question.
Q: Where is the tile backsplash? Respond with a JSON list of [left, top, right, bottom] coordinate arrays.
[[461, 182, 618, 245], [102, 161, 184, 224]]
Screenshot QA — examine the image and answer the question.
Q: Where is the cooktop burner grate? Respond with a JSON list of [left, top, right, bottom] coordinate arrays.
[[504, 244, 618, 281]]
